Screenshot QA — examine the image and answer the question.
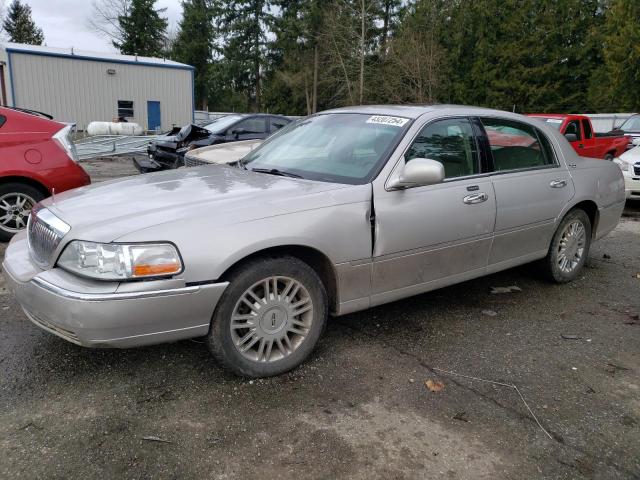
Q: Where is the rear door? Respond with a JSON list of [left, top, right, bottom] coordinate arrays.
[[481, 117, 575, 265], [372, 117, 496, 300]]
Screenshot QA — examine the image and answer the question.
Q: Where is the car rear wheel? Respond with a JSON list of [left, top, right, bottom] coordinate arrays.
[[207, 256, 328, 377], [542, 209, 592, 283], [0, 183, 45, 241]]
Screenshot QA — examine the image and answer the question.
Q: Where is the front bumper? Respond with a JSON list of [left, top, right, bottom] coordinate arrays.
[[623, 172, 640, 200], [2, 233, 228, 348]]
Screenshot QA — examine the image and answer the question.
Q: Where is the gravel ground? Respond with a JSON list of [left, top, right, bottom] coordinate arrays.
[[0, 159, 638, 479]]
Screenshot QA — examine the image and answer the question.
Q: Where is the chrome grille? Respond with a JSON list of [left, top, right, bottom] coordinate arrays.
[[184, 155, 208, 168], [634, 163, 640, 176], [27, 207, 70, 267]]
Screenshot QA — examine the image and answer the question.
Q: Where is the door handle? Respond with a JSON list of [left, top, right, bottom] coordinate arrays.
[[578, 144, 584, 148], [550, 179, 567, 188], [463, 193, 488, 204]]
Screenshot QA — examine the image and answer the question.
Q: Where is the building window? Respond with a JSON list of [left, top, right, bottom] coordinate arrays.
[[117, 100, 134, 119]]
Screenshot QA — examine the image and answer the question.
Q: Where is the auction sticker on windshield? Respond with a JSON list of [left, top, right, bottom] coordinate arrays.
[[366, 116, 409, 127]]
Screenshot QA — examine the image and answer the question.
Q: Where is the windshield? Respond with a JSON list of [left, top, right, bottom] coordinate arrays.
[[242, 113, 410, 184], [535, 117, 564, 130], [204, 115, 245, 134], [619, 115, 640, 132]]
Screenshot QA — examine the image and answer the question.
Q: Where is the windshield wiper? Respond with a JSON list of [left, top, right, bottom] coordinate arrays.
[[250, 168, 303, 179]]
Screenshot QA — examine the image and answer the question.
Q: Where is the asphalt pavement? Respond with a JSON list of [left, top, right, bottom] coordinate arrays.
[[0, 159, 638, 479]]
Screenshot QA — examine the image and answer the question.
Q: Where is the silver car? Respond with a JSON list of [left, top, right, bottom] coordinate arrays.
[[3, 105, 625, 377]]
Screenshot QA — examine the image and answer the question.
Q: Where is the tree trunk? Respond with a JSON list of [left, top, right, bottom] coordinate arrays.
[[254, 3, 262, 111], [312, 43, 319, 113], [359, 0, 365, 105], [381, 1, 390, 55]]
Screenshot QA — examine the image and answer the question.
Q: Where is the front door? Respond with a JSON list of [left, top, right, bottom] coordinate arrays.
[[480, 117, 575, 265], [147, 101, 161, 131], [372, 117, 496, 303], [580, 119, 599, 158]]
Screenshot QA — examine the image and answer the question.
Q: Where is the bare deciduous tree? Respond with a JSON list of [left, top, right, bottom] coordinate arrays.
[[87, 0, 130, 46], [321, 0, 377, 106], [383, 29, 443, 104]]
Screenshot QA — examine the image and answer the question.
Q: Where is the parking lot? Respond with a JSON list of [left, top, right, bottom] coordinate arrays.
[[0, 159, 639, 479]]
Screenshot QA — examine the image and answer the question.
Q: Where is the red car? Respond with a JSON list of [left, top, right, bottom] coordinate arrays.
[[528, 114, 629, 160], [0, 107, 90, 241]]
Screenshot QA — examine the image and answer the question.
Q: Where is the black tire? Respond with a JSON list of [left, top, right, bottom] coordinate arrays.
[[206, 256, 328, 378], [0, 182, 45, 242], [604, 153, 614, 161], [541, 209, 592, 283]]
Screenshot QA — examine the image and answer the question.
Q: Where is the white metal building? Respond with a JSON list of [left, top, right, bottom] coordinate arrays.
[[0, 43, 194, 132]]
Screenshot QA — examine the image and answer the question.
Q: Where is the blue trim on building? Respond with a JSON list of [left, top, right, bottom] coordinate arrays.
[[191, 69, 195, 122], [5, 48, 195, 72], [6, 51, 15, 106]]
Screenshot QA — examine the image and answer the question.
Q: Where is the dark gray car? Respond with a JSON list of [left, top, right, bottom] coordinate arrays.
[[3, 105, 625, 377], [136, 114, 292, 173]]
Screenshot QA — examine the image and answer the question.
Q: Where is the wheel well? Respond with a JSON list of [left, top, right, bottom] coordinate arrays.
[[0, 176, 50, 197], [219, 245, 339, 312], [570, 200, 598, 237]]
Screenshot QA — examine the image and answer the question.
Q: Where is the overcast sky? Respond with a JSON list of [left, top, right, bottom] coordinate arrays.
[[25, 0, 182, 52]]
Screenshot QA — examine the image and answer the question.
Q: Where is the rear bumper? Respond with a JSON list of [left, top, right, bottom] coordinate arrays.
[[3, 234, 227, 348], [595, 200, 626, 240]]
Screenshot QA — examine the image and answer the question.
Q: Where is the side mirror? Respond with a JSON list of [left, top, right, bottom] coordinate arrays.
[[564, 133, 578, 142], [388, 158, 445, 189]]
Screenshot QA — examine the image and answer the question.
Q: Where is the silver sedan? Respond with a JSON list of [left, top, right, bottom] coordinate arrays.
[[3, 105, 625, 377]]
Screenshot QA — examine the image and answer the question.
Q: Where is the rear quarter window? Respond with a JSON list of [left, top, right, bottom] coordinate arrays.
[[0, 115, 5, 128], [536, 129, 558, 165]]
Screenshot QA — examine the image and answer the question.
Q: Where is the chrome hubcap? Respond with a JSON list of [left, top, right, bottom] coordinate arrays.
[[0, 193, 35, 232], [557, 220, 586, 273], [230, 276, 313, 363]]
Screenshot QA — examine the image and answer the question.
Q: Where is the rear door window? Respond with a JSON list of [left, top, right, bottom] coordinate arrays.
[[481, 118, 551, 171]]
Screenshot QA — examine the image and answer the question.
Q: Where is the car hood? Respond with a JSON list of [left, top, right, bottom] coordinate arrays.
[[41, 166, 355, 243], [620, 146, 640, 161]]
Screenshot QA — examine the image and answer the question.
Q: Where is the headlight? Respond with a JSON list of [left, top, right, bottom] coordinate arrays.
[[58, 241, 182, 281], [613, 157, 629, 172]]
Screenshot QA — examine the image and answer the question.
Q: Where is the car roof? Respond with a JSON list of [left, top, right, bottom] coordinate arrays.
[[322, 104, 520, 120]]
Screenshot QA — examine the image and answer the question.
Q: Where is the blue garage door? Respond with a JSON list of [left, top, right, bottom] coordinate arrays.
[[147, 101, 161, 131]]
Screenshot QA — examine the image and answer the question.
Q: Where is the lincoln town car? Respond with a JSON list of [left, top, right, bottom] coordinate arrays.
[[2, 105, 625, 377]]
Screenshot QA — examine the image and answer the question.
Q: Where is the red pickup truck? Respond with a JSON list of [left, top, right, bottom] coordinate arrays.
[[528, 114, 629, 160]]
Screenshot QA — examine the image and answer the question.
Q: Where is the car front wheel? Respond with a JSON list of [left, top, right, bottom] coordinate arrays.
[[0, 183, 45, 242], [207, 256, 328, 377], [543, 209, 592, 283]]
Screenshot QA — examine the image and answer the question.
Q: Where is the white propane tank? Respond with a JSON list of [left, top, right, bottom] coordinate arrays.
[[87, 121, 144, 136]]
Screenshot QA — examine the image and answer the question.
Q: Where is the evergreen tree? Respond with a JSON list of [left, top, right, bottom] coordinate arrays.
[[172, 0, 215, 110], [113, 0, 168, 57], [590, 0, 640, 111], [214, 0, 273, 111], [3, 0, 44, 45], [266, 0, 325, 114]]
